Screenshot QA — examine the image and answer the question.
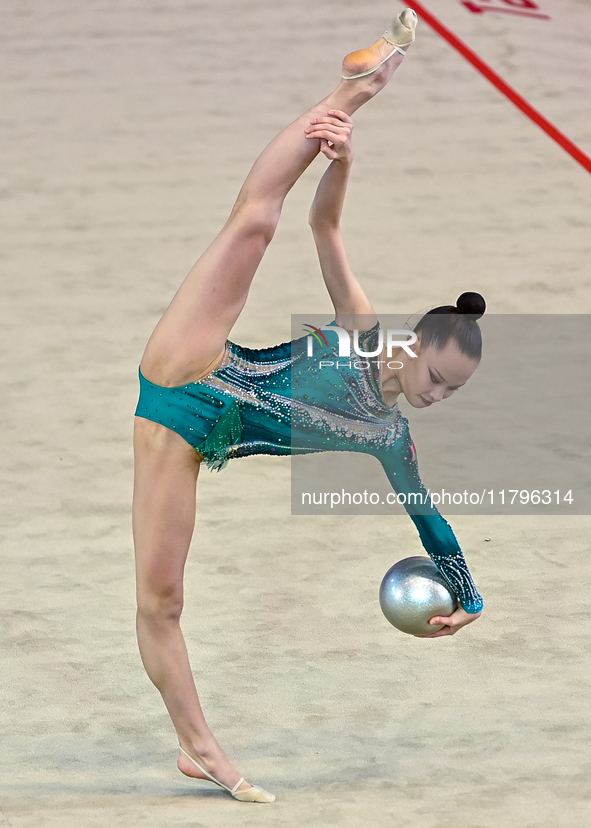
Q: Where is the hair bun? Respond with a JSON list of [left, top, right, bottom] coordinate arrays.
[[456, 292, 486, 319]]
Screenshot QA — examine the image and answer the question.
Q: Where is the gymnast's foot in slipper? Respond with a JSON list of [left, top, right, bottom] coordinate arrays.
[[178, 742, 275, 803], [342, 8, 418, 80]]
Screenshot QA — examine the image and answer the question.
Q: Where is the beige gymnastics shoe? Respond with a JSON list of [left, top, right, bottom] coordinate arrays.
[[178, 745, 276, 803], [342, 8, 418, 79]]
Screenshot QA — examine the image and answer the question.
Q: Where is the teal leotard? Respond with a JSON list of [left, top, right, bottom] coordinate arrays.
[[135, 323, 483, 613]]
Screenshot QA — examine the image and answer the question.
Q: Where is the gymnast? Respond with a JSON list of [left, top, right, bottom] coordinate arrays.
[[133, 8, 483, 803]]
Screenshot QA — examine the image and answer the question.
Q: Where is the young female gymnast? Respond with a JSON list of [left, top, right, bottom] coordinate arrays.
[[133, 8, 483, 803]]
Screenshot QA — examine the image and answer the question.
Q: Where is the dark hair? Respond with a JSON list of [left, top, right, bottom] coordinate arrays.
[[413, 292, 486, 361]]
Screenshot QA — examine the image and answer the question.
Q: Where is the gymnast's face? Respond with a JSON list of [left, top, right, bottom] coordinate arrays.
[[401, 336, 479, 409]]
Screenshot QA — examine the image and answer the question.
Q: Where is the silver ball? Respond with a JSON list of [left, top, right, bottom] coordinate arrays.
[[379, 556, 457, 635]]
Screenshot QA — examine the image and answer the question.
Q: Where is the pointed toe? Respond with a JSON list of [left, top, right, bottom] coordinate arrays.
[[233, 784, 276, 803], [383, 8, 418, 49], [342, 7, 418, 80]]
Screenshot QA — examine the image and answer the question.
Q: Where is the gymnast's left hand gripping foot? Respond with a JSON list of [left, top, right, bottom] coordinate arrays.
[[133, 8, 480, 803]]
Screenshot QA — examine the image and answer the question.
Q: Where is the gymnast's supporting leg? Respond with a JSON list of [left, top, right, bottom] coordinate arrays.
[[133, 16, 414, 800], [140, 37, 411, 388]]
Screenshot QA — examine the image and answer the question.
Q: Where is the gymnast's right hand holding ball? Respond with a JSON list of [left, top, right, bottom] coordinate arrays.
[[380, 557, 483, 638], [415, 605, 482, 638]]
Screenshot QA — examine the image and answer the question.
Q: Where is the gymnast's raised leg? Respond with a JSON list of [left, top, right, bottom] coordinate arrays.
[[139, 13, 416, 389], [133, 11, 417, 802]]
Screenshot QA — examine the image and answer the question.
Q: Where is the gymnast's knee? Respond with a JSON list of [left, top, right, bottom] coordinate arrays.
[[229, 196, 281, 245], [136, 583, 184, 626]]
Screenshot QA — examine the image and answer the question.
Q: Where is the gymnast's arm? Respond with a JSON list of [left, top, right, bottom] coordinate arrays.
[[372, 443, 484, 634], [305, 110, 377, 327]]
